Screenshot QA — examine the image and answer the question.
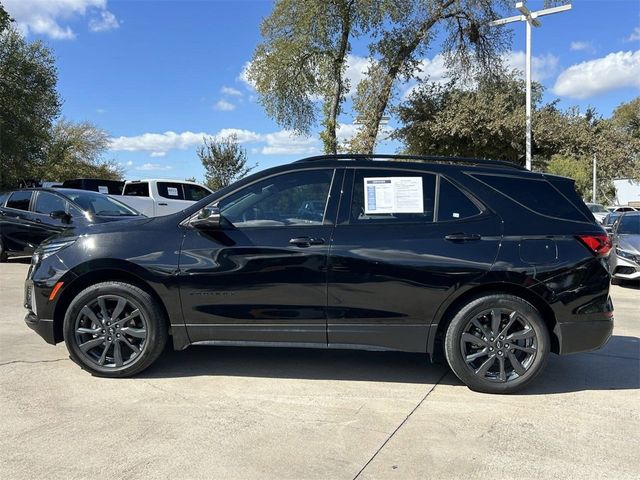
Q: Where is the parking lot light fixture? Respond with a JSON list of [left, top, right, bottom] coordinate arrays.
[[490, 2, 572, 171]]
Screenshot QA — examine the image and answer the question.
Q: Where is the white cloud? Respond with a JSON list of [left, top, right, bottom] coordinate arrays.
[[110, 128, 320, 157], [136, 163, 173, 171], [214, 99, 236, 111], [3, 0, 119, 40], [96, 108, 105, 114], [503, 51, 560, 81], [570, 41, 594, 52], [88, 9, 119, 32], [553, 50, 640, 99], [221, 86, 243, 97], [627, 26, 640, 42]]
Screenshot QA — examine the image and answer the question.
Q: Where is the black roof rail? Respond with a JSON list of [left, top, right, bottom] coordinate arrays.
[[295, 153, 526, 170]]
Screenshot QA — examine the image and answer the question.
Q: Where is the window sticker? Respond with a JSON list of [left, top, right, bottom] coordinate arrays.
[[167, 187, 179, 197], [98, 186, 109, 194], [364, 177, 423, 214]]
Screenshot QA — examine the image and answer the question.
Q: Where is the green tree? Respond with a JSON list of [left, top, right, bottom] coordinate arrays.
[[247, 0, 382, 154], [546, 154, 591, 199], [42, 118, 123, 181], [0, 3, 12, 34], [0, 25, 61, 188], [611, 97, 640, 140], [197, 134, 255, 192]]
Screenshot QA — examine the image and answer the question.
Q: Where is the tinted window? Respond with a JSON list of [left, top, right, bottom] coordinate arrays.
[[7, 191, 32, 211], [64, 191, 139, 216], [158, 182, 185, 200], [218, 169, 334, 227], [438, 177, 481, 221], [473, 174, 589, 222], [0, 191, 9, 207], [184, 184, 210, 201], [351, 169, 436, 223], [123, 183, 149, 196], [34, 192, 67, 215], [617, 215, 640, 235]]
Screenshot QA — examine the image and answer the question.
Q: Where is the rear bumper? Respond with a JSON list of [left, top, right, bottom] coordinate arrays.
[[24, 311, 56, 345], [555, 318, 613, 355]]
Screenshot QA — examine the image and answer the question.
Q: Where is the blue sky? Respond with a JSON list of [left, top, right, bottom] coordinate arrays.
[[5, 0, 640, 182]]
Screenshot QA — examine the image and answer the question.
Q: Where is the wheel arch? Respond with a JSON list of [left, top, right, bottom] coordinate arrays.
[[428, 282, 560, 360], [52, 262, 172, 345]]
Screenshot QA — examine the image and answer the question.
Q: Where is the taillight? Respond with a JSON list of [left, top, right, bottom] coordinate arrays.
[[577, 234, 612, 257]]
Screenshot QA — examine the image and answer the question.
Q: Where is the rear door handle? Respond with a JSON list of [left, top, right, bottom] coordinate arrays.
[[289, 236, 325, 247], [445, 233, 481, 242]]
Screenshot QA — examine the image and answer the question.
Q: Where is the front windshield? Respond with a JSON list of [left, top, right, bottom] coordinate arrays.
[[589, 204, 607, 213], [64, 191, 140, 216], [617, 215, 640, 235]]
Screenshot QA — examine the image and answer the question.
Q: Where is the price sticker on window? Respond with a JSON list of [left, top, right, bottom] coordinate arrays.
[[364, 177, 423, 214], [167, 187, 179, 197]]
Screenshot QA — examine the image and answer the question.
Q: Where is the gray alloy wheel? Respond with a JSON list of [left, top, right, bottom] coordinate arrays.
[[444, 294, 550, 394], [63, 281, 167, 377]]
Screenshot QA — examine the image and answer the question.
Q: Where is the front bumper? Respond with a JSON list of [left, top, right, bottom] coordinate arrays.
[[24, 311, 56, 345], [611, 254, 640, 280]]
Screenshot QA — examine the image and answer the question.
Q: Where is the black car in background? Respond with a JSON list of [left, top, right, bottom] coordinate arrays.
[[61, 178, 125, 195], [23, 155, 613, 394], [0, 188, 141, 261]]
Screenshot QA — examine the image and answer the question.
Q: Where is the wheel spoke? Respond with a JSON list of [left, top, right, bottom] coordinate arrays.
[[119, 336, 140, 354], [471, 318, 491, 339], [79, 337, 104, 353], [465, 348, 490, 362], [511, 344, 536, 354], [97, 297, 110, 322], [80, 306, 102, 328], [113, 341, 123, 367], [475, 355, 496, 376], [111, 298, 127, 323], [498, 311, 518, 337], [506, 350, 527, 376], [507, 328, 535, 342], [98, 343, 109, 366], [497, 355, 506, 382], [112, 309, 140, 327], [490, 308, 501, 336], [76, 327, 101, 335], [462, 332, 488, 347], [120, 326, 146, 339]]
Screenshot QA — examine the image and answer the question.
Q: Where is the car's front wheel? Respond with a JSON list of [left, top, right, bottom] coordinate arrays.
[[444, 294, 550, 394], [63, 281, 168, 377]]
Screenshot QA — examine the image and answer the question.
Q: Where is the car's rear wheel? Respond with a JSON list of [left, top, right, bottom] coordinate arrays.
[[444, 294, 550, 394], [63, 281, 167, 377]]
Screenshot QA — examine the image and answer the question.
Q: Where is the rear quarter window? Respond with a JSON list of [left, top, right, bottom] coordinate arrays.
[[472, 174, 590, 222]]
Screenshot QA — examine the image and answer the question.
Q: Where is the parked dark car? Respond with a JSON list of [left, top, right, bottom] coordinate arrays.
[[609, 211, 640, 284], [0, 188, 141, 261], [61, 178, 125, 195], [23, 155, 613, 393]]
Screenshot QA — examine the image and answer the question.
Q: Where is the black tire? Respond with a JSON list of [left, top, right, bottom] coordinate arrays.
[[444, 294, 550, 394], [63, 281, 168, 377]]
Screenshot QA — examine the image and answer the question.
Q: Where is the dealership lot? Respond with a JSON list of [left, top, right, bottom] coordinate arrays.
[[1, 260, 638, 480]]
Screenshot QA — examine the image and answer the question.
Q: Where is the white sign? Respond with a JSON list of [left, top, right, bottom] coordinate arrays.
[[167, 187, 179, 197], [364, 177, 423, 214], [98, 185, 109, 194]]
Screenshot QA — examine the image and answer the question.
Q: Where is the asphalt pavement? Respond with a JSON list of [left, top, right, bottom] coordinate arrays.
[[1, 259, 638, 479]]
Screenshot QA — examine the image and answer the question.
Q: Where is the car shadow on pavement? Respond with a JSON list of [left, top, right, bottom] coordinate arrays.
[[141, 335, 639, 394]]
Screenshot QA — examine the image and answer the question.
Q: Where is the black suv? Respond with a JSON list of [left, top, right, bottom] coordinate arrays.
[[24, 155, 613, 393]]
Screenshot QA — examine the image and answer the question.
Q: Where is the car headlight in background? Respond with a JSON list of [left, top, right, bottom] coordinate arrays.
[[35, 238, 78, 262], [615, 247, 640, 263]]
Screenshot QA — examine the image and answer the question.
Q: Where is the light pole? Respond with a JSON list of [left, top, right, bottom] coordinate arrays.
[[490, 2, 572, 171]]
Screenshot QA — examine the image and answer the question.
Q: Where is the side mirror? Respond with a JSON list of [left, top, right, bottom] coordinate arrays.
[[50, 210, 71, 224], [191, 207, 222, 230]]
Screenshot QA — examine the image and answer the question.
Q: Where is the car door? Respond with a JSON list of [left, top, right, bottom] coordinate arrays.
[[179, 168, 342, 345], [156, 182, 193, 216], [0, 190, 48, 255], [31, 191, 73, 241], [327, 167, 502, 352]]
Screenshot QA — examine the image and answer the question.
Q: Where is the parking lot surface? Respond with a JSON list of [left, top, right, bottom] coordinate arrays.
[[1, 259, 638, 479]]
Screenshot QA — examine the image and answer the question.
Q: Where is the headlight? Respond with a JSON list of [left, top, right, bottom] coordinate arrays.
[[36, 238, 78, 261], [615, 247, 639, 262]]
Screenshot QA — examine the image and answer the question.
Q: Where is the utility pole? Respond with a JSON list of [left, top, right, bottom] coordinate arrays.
[[490, 2, 572, 171]]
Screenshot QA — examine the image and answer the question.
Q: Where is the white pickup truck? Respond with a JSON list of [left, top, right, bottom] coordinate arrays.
[[110, 179, 212, 217]]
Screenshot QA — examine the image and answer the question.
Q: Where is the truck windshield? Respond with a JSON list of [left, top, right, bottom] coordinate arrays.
[[64, 191, 141, 217]]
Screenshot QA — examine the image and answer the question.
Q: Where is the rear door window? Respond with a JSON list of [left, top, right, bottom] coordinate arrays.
[[437, 177, 481, 221], [158, 182, 185, 200], [472, 174, 590, 222], [6, 191, 32, 211], [351, 169, 436, 223], [123, 183, 149, 196]]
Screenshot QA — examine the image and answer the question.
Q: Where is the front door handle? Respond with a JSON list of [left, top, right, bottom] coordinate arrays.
[[158, 202, 168, 206], [289, 236, 325, 247], [445, 233, 481, 242]]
